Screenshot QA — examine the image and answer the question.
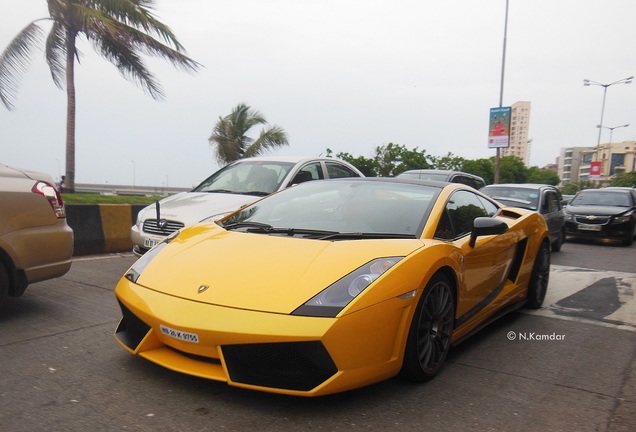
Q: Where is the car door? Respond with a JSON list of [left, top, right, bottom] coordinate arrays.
[[541, 190, 564, 238], [441, 190, 517, 321]]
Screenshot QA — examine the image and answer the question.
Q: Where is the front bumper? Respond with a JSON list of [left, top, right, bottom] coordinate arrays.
[[114, 278, 415, 396], [565, 220, 633, 241]]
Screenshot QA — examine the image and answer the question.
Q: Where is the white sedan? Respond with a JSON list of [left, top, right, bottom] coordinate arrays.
[[131, 156, 364, 255]]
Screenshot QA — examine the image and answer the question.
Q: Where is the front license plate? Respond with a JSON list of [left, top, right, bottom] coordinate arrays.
[[578, 224, 602, 232], [144, 237, 160, 248], [160, 324, 200, 343]]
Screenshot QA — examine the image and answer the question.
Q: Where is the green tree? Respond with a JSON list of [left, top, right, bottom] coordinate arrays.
[[0, 0, 199, 192], [329, 150, 378, 177], [462, 158, 494, 184], [498, 156, 528, 183], [527, 166, 560, 185], [611, 171, 636, 187], [209, 103, 289, 165], [430, 152, 466, 171]]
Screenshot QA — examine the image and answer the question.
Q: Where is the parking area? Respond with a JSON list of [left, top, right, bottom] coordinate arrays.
[[0, 243, 634, 431]]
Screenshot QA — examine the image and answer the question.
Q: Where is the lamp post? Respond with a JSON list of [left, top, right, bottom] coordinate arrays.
[[596, 123, 630, 145], [583, 76, 633, 148], [131, 160, 136, 187]]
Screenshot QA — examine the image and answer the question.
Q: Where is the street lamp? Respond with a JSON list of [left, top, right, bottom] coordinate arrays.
[[131, 160, 136, 187], [583, 76, 633, 147], [596, 123, 630, 145]]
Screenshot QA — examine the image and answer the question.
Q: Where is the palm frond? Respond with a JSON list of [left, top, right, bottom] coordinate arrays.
[[45, 22, 67, 89], [0, 22, 45, 109]]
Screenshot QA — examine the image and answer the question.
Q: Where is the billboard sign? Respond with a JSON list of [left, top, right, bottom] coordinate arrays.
[[590, 161, 602, 180], [488, 106, 511, 149]]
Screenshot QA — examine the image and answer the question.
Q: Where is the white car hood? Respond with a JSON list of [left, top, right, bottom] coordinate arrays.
[[140, 192, 259, 226]]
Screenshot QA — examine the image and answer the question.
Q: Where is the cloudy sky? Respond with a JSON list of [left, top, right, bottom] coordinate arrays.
[[1, 0, 635, 187]]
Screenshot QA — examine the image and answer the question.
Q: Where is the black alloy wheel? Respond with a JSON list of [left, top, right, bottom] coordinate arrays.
[[525, 242, 550, 309], [400, 273, 455, 382]]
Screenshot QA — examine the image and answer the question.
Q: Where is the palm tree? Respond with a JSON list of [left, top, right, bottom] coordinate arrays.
[[209, 103, 289, 165], [0, 0, 199, 192]]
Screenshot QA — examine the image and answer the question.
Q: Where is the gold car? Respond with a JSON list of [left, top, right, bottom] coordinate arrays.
[[0, 164, 73, 309], [114, 178, 550, 396]]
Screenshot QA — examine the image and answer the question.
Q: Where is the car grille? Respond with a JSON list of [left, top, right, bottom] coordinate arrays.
[[222, 341, 338, 391], [574, 215, 610, 225], [142, 219, 185, 236]]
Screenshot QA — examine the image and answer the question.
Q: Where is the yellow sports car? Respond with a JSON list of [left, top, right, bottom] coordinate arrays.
[[114, 178, 550, 396]]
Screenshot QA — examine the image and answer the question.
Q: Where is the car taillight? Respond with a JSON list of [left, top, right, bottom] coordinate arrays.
[[32, 181, 66, 219]]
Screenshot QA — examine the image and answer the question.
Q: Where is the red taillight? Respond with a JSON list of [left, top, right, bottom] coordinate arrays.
[[32, 181, 66, 219]]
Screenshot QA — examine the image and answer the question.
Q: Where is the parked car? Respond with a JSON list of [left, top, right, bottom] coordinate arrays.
[[0, 164, 74, 309], [481, 183, 565, 251], [131, 156, 364, 255], [115, 177, 551, 396], [565, 188, 636, 246], [396, 169, 486, 190]]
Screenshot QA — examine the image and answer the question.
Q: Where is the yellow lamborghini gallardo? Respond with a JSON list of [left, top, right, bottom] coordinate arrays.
[[114, 178, 551, 396]]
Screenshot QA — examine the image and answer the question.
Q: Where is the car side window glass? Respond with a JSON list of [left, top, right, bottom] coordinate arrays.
[[546, 192, 560, 212], [289, 162, 323, 187], [476, 195, 499, 216], [326, 162, 358, 179], [434, 209, 455, 240], [445, 190, 489, 238]]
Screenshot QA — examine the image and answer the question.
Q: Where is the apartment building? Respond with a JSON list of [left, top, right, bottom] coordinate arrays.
[[500, 101, 531, 164], [559, 141, 636, 185]]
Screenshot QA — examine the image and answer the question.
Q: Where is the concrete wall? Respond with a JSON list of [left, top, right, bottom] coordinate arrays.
[[66, 204, 146, 256]]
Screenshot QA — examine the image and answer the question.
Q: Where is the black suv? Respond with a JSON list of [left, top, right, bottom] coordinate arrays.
[[481, 183, 565, 251], [565, 187, 636, 246]]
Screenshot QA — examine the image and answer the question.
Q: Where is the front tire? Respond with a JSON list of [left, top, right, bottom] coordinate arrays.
[[525, 242, 550, 309], [552, 228, 565, 252], [400, 273, 455, 382], [0, 262, 9, 310]]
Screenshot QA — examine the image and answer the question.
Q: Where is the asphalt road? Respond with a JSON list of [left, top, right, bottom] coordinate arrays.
[[0, 240, 634, 432]]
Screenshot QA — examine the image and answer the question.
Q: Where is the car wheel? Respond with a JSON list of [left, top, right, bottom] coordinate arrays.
[[525, 242, 550, 309], [0, 262, 9, 310], [400, 273, 455, 382], [551, 228, 565, 252]]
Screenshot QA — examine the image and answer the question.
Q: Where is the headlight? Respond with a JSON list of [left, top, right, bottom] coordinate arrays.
[[611, 211, 633, 224], [565, 211, 575, 222], [292, 257, 403, 317], [125, 231, 179, 283]]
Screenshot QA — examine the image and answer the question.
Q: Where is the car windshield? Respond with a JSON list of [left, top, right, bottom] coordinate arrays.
[[220, 180, 439, 238], [482, 187, 539, 211], [570, 191, 631, 207], [193, 161, 296, 196]]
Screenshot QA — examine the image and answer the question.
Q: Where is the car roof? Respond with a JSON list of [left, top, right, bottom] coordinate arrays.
[[400, 169, 473, 175], [232, 155, 347, 164], [482, 183, 557, 190]]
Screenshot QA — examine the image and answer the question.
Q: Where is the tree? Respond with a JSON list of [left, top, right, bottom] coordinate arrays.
[[527, 166, 560, 185], [462, 158, 494, 185], [209, 103, 289, 165], [0, 0, 200, 192], [498, 156, 528, 183], [430, 152, 466, 171], [611, 171, 636, 187]]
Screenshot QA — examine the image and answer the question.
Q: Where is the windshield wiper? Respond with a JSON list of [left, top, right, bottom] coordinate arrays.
[[223, 221, 274, 231], [317, 232, 416, 240]]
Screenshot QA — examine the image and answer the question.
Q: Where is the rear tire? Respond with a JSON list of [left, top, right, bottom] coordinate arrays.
[[0, 262, 9, 310], [525, 242, 550, 309], [400, 273, 455, 382], [551, 228, 565, 252]]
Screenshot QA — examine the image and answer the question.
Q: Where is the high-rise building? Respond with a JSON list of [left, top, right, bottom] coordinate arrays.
[[500, 101, 531, 165]]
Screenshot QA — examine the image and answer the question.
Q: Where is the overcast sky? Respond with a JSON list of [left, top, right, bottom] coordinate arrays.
[[1, 0, 635, 187]]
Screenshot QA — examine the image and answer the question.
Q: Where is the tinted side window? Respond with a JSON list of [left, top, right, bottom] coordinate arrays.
[[445, 191, 489, 238], [326, 162, 359, 179], [546, 192, 561, 212]]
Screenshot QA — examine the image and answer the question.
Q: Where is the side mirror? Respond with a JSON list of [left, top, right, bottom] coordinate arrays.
[[469, 217, 508, 247]]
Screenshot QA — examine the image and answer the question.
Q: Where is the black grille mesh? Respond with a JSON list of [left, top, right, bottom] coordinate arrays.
[[222, 341, 337, 391], [115, 300, 151, 350]]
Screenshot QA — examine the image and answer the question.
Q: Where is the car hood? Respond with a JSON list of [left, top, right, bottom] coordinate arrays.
[[134, 224, 425, 314], [141, 192, 260, 225], [566, 205, 631, 216]]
